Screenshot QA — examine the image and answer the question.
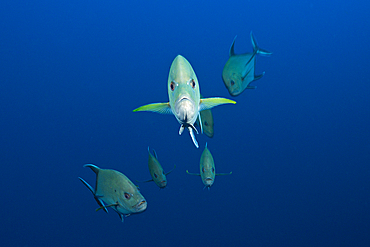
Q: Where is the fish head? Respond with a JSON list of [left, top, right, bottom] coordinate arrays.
[[95, 169, 147, 215], [200, 144, 215, 187], [222, 70, 243, 96], [201, 166, 215, 187], [168, 55, 200, 125], [156, 176, 168, 189], [148, 149, 168, 188], [116, 181, 147, 214], [150, 166, 168, 189]]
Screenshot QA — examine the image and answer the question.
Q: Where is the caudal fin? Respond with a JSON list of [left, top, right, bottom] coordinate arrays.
[[250, 31, 272, 56]]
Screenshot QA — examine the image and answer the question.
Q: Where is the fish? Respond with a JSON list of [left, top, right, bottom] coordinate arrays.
[[222, 31, 272, 96], [78, 164, 147, 222], [186, 143, 232, 189], [195, 94, 214, 138], [133, 55, 236, 148], [137, 147, 175, 189]]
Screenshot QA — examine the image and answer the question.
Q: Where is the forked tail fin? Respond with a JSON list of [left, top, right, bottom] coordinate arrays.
[[250, 31, 272, 56]]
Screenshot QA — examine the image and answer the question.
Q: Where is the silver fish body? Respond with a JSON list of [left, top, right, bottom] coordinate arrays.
[[79, 164, 147, 222], [134, 55, 236, 148], [186, 143, 232, 189]]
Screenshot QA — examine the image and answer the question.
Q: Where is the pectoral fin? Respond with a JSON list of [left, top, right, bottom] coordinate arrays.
[[96, 202, 119, 212], [165, 165, 176, 176], [186, 170, 200, 176], [133, 102, 172, 114], [216, 171, 233, 176], [136, 178, 154, 183], [199, 98, 236, 111]]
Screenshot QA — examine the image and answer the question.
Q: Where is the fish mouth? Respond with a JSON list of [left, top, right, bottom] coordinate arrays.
[[159, 180, 167, 188], [174, 96, 196, 123], [229, 87, 242, 96], [175, 96, 194, 105], [134, 199, 147, 212], [204, 177, 214, 185]]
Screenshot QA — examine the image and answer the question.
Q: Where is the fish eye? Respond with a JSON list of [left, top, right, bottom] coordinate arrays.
[[170, 81, 176, 91], [212, 168, 215, 173], [204, 121, 208, 126], [230, 80, 235, 86], [124, 192, 132, 199], [190, 79, 196, 89], [154, 173, 158, 178], [202, 167, 205, 173]]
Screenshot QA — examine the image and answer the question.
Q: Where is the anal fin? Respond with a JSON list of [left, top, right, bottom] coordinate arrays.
[[188, 126, 199, 148]]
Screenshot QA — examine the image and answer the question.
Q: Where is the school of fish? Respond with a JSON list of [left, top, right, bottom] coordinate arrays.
[[79, 32, 271, 222]]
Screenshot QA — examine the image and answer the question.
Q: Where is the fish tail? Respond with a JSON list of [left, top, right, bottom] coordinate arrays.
[[250, 31, 272, 56]]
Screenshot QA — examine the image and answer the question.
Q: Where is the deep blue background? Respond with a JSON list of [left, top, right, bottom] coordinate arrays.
[[1, 0, 369, 246]]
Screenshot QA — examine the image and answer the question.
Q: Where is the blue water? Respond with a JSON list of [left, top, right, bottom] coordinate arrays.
[[1, 0, 369, 246]]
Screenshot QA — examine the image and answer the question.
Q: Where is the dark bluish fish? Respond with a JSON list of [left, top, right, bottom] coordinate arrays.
[[222, 32, 272, 96], [137, 147, 175, 189], [195, 94, 214, 138], [186, 143, 232, 189]]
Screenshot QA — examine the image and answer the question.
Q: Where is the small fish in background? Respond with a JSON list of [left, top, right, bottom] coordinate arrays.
[[133, 55, 236, 148], [186, 143, 232, 189], [195, 94, 214, 138], [222, 31, 272, 96], [78, 164, 147, 222], [137, 147, 175, 189]]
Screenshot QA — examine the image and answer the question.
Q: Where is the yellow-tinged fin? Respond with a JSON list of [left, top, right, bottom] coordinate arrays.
[[186, 170, 200, 176], [96, 203, 119, 212], [199, 97, 236, 111], [133, 102, 172, 114]]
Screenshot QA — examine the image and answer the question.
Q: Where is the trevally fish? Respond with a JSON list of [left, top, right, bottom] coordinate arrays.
[[195, 94, 214, 138], [222, 32, 272, 96], [133, 55, 236, 148], [137, 147, 175, 189], [186, 143, 232, 189], [78, 164, 147, 222]]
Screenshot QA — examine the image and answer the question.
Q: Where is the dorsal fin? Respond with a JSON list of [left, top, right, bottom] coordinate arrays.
[[153, 149, 158, 159], [148, 146, 158, 159], [84, 164, 100, 175], [229, 35, 237, 56]]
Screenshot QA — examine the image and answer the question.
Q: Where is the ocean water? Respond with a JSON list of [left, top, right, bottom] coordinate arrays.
[[0, 0, 369, 246]]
